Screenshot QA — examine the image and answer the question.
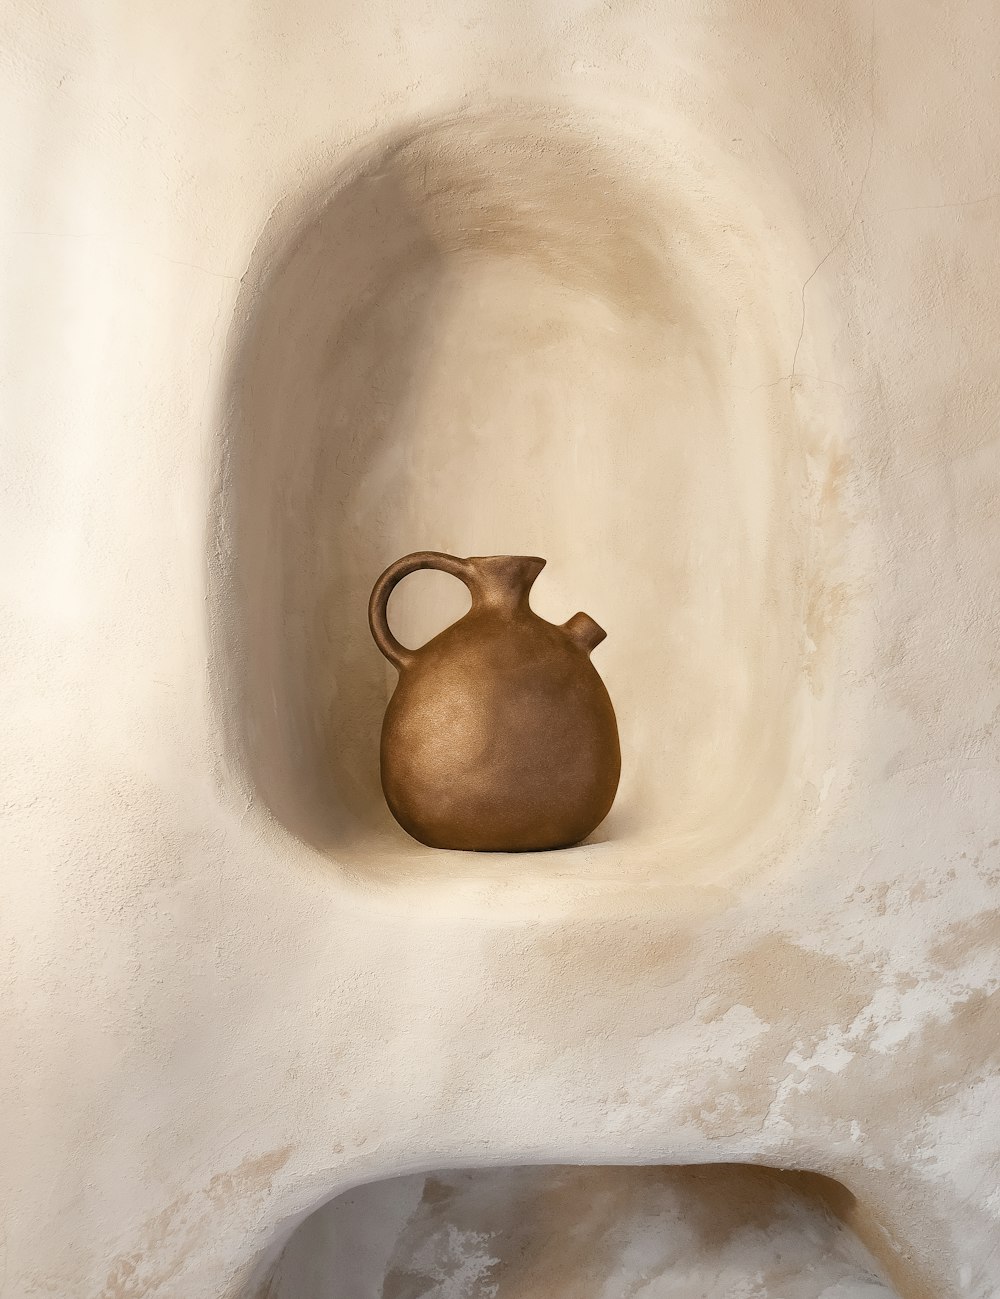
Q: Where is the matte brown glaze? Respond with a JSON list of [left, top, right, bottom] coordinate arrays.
[[368, 552, 620, 851]]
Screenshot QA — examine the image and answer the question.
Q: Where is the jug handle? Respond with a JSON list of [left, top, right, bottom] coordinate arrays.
[[369, 551, 473, 672]]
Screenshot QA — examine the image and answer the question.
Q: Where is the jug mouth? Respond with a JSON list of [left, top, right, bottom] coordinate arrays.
[[467, 554, 546, 569], [468, 553, 545, 561], [468, 554, 546, 580], [464, 555, 546, 606]]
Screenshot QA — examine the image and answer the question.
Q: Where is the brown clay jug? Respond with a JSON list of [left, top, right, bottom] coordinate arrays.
[[368, 552, 620, 852]]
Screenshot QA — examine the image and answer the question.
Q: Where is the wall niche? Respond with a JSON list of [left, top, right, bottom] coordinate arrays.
[[209, 102, 846, 896]]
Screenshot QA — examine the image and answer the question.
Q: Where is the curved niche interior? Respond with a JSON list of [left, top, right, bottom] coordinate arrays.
[[250, 1163, 899, 1299], [209, 103, 846, 894]]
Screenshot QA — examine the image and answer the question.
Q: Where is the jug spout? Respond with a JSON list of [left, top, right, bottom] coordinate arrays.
[[467, 555, 546, 612], [563, 611, 607, 653]]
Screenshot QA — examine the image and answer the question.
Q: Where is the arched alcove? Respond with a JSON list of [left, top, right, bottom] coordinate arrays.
[[248, 1163, 899, 1298], [208, 102, 847, 894]]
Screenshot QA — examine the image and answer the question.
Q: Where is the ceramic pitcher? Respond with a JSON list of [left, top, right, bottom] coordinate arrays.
[[368, 551, 620, 851]]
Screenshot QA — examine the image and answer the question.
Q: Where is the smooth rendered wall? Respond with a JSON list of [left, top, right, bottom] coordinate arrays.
[[2, 1, 999, 1297]]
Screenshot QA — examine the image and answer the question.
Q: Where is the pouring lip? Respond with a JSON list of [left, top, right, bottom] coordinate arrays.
[[466, 554, 546, 565], [463, 555, 546, 607], [465, 554, 548, 581]]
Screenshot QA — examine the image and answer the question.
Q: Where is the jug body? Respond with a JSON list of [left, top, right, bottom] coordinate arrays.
[[368, 552, 620, 852]]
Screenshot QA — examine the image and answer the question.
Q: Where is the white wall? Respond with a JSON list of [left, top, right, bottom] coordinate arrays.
[[2, 1, 999, 1296]]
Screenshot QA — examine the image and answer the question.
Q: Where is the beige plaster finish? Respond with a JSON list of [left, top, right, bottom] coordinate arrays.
[[2, 0, 999, 1297]]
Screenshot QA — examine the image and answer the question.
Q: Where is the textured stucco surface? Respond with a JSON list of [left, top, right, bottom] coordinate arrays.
[[2, 0, 999, 1297]]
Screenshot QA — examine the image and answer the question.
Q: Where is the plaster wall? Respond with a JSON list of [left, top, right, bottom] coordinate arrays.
[[2, 1, 999, 1297]]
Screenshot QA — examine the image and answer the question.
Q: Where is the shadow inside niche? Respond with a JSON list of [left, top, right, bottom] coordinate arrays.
[[251, 1163, 901, 1299], [218, 158, 450, 853]]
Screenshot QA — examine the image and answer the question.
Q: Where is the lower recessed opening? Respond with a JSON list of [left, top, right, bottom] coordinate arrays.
[[251, 1163, 899, 1299]]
